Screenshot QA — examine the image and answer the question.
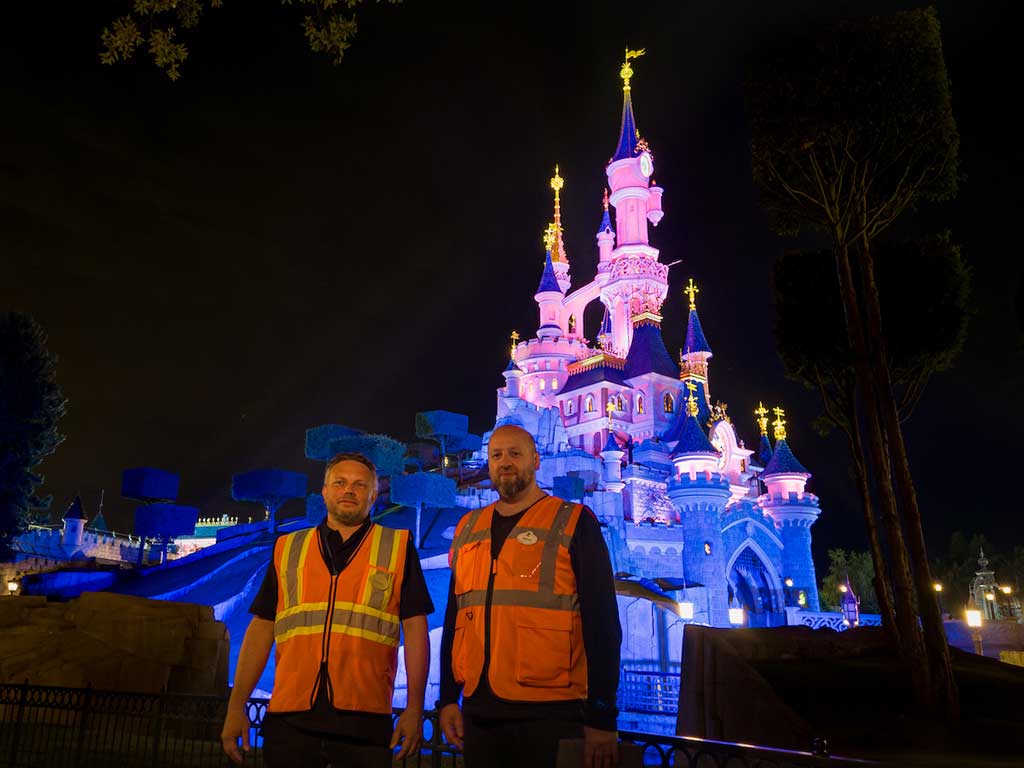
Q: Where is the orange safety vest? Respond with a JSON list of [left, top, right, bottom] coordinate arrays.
[[268, 523, 408, 714], [449, 496, 587, 702]]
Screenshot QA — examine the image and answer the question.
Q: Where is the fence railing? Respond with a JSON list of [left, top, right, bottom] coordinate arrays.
[[617, 670, 681, 716], [0, 683, 874, 768]]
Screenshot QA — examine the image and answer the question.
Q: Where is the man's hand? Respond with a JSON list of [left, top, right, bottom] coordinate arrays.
[[220, 705, 251, 765], [583, 725, 618, 768], [390, 706, 423, 761], [438, 703, 464, 751]]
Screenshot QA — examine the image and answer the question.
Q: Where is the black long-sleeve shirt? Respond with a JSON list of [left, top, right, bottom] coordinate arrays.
[[439, 500, 621, 731]]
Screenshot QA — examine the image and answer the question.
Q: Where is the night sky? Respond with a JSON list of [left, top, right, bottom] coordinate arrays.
[[2, 1, 1020, 568]]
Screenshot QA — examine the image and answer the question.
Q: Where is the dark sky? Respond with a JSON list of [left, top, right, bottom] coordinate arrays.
[[2, 1, 1020, 567]]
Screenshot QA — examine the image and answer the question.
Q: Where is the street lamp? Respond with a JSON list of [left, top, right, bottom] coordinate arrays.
[[676, 601, 694, 620], [6, 577, 18, 595], [728, 607, 745, 625], [1001, 585, 1012, 595], [933, 582, 944, 616], [965, 609, 984, 655]]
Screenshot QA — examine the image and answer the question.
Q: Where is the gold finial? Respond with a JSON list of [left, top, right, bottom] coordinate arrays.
[[772, 406, 787, 441], [542, 222, 556, 252], [620, 47, 646, 92], [684, 278, 699, 311], [685, 380, 699, 417], [550, 164, 564, 195], [510, 330, 520, 360], [606, 400, 615, 427], [603, 187, 609, 211], [547, 165, 567, 263], [754, 402, 769, 437]]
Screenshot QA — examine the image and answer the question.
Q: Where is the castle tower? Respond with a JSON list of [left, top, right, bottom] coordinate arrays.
[[679, 278, 713, 424], [754, 402, 774, 467], [666, 388, 731, 626], [501, 332, 523, 400], [600, 49, 669, 357], [61, 495, 87, 549], [758, 408, 821, 611]]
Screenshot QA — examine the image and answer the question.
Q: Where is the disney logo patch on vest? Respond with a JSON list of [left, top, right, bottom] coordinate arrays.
[[516, 530, 539, 546], [370, 571, 393, 591]]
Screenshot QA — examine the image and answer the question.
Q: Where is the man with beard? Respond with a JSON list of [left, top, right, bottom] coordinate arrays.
[[222, 452, 433, 768], [439, 425, 622, 768]]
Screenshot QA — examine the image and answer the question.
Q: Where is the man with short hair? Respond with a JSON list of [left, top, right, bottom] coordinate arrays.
[[439, 425, 622, 768], [222, 452, 433, 768]]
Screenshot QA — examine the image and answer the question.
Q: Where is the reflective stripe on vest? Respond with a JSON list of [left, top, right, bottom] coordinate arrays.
[[449, 497, 587, 702], [269, 523, 406, 714]]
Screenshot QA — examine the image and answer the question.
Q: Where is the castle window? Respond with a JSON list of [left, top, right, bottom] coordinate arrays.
[[616, 395, 624, 411], [568, 314, 576, 333], [585, 395, 595, 413], [551, 378, 558, 390], [593, 433, 602, 454], [704, 541, 712, 555], [566, 400, 574, 415], [664, 393, 674, 413], [539, 378, 546, 391], [637, 394, 645, 414]]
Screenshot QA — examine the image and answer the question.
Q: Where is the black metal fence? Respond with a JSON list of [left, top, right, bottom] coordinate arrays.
[[0, 683, 873, 768]]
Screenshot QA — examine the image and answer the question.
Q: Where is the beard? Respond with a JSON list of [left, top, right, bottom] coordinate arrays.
[[329, 501, 369, 527], [492, 465, 534, 500]]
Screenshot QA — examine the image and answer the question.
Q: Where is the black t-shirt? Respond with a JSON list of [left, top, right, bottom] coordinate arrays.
[[439, 498, 622, 731], [251, 517, 435, 741]]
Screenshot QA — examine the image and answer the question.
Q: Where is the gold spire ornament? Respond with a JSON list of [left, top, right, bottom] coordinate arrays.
[[510, 330, 519, 360], [772, 406, 787, 441], [620, 47, 646, 91], [684, 278, 699, 311], [754, 402, 769, 436], [685, 380, 699, 417], [603, 187, 609, 211], [547, 165, 567, 263], [606, 400, 615, 427]]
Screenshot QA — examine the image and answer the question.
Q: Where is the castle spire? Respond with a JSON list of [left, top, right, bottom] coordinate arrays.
[[597, 187, 612, 235], [612, 48, 645, 162], [755, 401, 773, 466], [549, 165, 567, 263]]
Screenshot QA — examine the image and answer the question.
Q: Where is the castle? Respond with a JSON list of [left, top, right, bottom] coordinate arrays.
[[485, 50, 822, 628]]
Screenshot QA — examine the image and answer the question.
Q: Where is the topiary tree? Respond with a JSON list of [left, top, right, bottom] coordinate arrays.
[[0, 313, 67, 560], [415, 411, 469, 472], [232, 469, 308, 534], [389, 472, 455, 548]]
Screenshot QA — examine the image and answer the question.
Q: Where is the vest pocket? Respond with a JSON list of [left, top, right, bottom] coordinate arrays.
[[514, 613, 572, 687], [454, 539, 488, 594]]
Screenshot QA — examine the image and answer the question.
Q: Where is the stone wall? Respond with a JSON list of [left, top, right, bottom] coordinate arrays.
[[0, 592, 229, 697]]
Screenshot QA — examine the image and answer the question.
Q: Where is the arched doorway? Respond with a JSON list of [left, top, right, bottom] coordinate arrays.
[[727, 546, 783, 627]]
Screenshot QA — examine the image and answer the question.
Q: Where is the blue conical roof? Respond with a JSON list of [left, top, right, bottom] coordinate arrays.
[[90, 511, 109, 532], [671, 415, 718, 457], [63, 496, 87, 520], [504, 357, 521, 373], [762, 438, 810, 477], [624, 322, 679, 380], [758, 434, 774, 467], [683, 309, 712, 356], [612, 90, 639, 162], [536, 251, 562, 294], [597, 206, 612, 235], [603, 432, 622, 453]]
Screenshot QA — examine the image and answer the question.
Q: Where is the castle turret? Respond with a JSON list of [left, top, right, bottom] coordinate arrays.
[[502, 348, 523, 401], [666, 389, 731, 626], [601, 50, 669, 356], [679, 279, 713, 419], [596, 188, 616, 267], [759, 408, 821, 611], [600, 432, 625, 493], [62, 496, 87, 549], [535, 251, 564, 340]]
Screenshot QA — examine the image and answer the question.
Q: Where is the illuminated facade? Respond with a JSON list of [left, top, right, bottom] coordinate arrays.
[[491, 52, 822, 627]]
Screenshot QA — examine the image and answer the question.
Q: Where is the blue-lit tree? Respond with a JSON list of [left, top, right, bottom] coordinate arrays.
[[232, 469, 308, 534], [390, 472, 456, 548], [0, 313, 66, 560]]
